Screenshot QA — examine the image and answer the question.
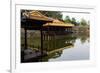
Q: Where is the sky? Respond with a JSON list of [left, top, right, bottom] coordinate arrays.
[[61, 12, 90, 22]]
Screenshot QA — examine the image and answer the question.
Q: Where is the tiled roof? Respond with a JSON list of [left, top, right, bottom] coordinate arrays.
[[43, 19, 74, 27], [23, 11, 53, 21]]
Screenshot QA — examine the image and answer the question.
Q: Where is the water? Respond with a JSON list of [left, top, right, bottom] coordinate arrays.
[[41, 32, 89, 62], [21, 31, 90, 62], [49, 39, 89, 61]]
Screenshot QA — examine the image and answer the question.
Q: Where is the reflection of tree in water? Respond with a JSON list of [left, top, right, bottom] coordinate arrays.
[[78, 32, 89, 44]]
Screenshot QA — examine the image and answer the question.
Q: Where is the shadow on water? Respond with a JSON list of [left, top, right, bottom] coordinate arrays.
[[21, 30, 89, 63]]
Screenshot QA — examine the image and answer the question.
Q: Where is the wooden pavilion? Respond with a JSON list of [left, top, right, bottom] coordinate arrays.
[[21, 10, 53, 50], [21, 10, 53, 62], [42, 19, 74, 41], [21, 10, 74, 62], [43, 19, 74, 32]]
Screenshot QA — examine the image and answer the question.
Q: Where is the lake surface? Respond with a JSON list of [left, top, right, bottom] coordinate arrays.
[[21, 31, 90, 62], [42, 32, 89, 62], [49, 39, 89, 61]]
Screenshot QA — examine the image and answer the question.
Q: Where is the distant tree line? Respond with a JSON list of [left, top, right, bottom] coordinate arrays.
[[64, 16, 89, 26]]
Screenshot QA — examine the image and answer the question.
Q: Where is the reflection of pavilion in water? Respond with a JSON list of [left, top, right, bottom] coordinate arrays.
[[21, 10, 75, 63], [22, 32, 76, 62], [42, 31, 75, 52], [41, 32, 76, 62]]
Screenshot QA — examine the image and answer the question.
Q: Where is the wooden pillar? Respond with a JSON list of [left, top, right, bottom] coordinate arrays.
[[40, 27, 43, 55], [24, 27, 27, 50], [47, 27, 49, 50]]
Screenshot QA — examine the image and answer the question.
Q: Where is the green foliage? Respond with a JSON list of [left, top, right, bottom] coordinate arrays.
[[80, 18, 88, 26], [64, 16, 71, 23], [64, 16, 89, 26], [64, 16, 79, 26], [71, 18, 78, 26], [39, 11, 63, 20]]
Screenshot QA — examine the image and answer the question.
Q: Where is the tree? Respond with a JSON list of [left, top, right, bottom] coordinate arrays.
[[39, 11, 63, 20], [64, 16, 71, 23], [80, 18, 88, 26], [71, 18, 77, 26]]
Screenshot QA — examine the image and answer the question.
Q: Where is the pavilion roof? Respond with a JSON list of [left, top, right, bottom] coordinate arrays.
[[22, 11, 74, 27], [22, 10, 53, 21], [43, 19, 74, 27]]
